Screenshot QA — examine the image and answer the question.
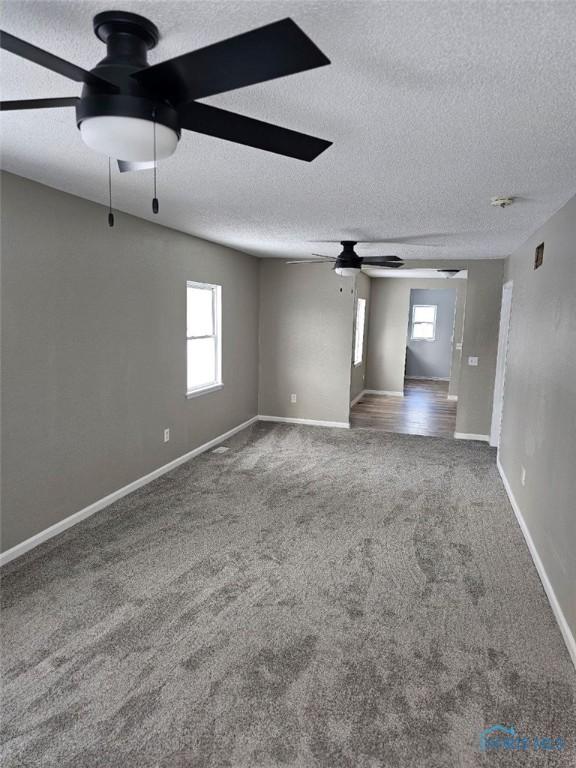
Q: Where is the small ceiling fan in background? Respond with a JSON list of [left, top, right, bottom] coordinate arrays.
[[1, 12, 332, 221], [287, 241, 464, 277], [287, 241, 404, 276]]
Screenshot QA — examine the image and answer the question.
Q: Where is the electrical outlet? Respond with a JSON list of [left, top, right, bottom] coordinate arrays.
[[164, 428, 170, 443], [521, 466, 526, 486], [290, 393, 297, 403], [468, 356, 479, 367]]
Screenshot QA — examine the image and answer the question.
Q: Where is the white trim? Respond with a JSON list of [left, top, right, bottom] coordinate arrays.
[[0, 416, 259, 567], [186, 281, 222, 396], [447, 395, 458, 401], [411, 304, 437, 341], [454, 432, 490, 442], [258, 415, 350, 429], [363, 389, 405, 397], [490, 281, 513, 447], [350, 389, 366, 407], [497, 456, 576, 669], [186, 383, 223, 399], [405, 376, 450, 381]]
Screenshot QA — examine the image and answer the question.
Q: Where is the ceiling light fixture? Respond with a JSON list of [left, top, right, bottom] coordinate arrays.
[[79, 115, 178, 162], [334, 266, 361, 277]]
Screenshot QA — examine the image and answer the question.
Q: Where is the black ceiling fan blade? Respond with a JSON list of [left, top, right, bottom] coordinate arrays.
[[361, 255, 403, 264], [0, 30, 118, 92], [0, 97, 79, 111], [117, 160, 157, 173], [361, 260, 405, 268], [131, 17, 330, 104], [179, 102, 331, 161]]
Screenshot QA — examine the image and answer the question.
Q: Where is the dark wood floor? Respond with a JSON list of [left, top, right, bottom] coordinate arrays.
[[351, 378, 457, 438]]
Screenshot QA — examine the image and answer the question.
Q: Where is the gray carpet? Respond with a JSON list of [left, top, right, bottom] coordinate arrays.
[[1, 423, 574, 767]]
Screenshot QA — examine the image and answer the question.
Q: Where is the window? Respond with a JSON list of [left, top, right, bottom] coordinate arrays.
[[353, 298, 367, 365], [186, 281, 222, 396], [411, 304, 437, 341]]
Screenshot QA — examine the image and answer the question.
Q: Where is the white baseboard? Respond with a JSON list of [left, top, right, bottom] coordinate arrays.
[[350, 390, 366, 407], [0, 416, 259, 567], [454, 432, 490, 442], [497, 456, 576, 669], [363, 389, 404, 397], [405, 376, 450, 382], [258, 415, 350, 429], [447, 395, 458, 401]]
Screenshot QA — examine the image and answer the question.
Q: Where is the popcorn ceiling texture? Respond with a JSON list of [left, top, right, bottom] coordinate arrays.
[[1, 1, 576, 261], [1, 422, 575, 766]]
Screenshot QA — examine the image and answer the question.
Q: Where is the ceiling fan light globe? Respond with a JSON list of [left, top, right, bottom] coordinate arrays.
[[334, 266, 361, 277], [79, 116, 178, 161]]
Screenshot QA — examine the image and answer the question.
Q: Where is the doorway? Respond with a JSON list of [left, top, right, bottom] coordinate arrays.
[[400, 287, 458, 435], [351, 280, 466, 438]]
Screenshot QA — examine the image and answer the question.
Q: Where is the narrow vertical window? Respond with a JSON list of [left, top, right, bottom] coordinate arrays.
[[354, 298, 367, 366], [186, 281, 222, 396]]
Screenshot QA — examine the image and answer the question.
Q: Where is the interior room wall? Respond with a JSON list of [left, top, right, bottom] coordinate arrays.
[[350, 272, 370, 403], [448, 279, 467, 399], [258, 260, 354, 425], [499, 194, 576, 647], [454, 260, 504, 437], [0, 172, 260, 553], [405, 288, 457, 380]]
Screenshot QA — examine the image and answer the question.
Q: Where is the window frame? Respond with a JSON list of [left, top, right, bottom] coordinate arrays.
[[353, 297, 367, 366], [186, 280, 223, 398], [411, 304, 437, 342]]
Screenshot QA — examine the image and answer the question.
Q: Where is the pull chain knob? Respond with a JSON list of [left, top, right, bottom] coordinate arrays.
[[108, 156, 114, 227]]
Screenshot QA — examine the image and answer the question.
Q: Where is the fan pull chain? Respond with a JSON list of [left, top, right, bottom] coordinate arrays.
[[108, 157, 114, 227], [152, 108, 159, 214]]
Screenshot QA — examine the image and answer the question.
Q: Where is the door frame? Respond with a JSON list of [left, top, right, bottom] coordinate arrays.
[[490, 280, 513, 447]]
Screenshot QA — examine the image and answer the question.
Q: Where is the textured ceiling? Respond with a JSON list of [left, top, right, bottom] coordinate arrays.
[[2, 1, 576, 261]]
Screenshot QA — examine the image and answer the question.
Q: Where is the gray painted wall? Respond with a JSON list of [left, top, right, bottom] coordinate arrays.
[[365, 267, 501, 436], [448, 279, 467, 399], [350, 272, 370, 402], [405, 288, 456, 379], [1, 173, 259, 552], [500, 194, 576, 642], [258, 261, 354, 425], [455, 260, 504, 437]]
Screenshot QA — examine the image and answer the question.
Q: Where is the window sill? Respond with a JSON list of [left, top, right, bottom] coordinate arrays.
[[186, 383, 223, 399]]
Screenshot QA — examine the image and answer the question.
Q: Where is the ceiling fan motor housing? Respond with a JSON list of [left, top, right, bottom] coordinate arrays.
[[335, 241, 362, 268], [76, 12, 181, 161]]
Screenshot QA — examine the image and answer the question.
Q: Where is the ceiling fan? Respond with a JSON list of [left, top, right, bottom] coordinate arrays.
[[287, 241, 464, 277], [287, 241, 406, 276], [0, 12, 332, 172]]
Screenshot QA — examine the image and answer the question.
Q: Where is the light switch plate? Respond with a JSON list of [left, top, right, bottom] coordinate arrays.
[[468, 356, 479, 366], [290, 393, 297, 403]]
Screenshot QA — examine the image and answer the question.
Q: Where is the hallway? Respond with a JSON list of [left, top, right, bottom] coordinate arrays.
[[351, 379, 457, 438]]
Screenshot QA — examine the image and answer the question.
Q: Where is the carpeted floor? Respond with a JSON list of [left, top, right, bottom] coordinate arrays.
[[1, 423, 574, 767]]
